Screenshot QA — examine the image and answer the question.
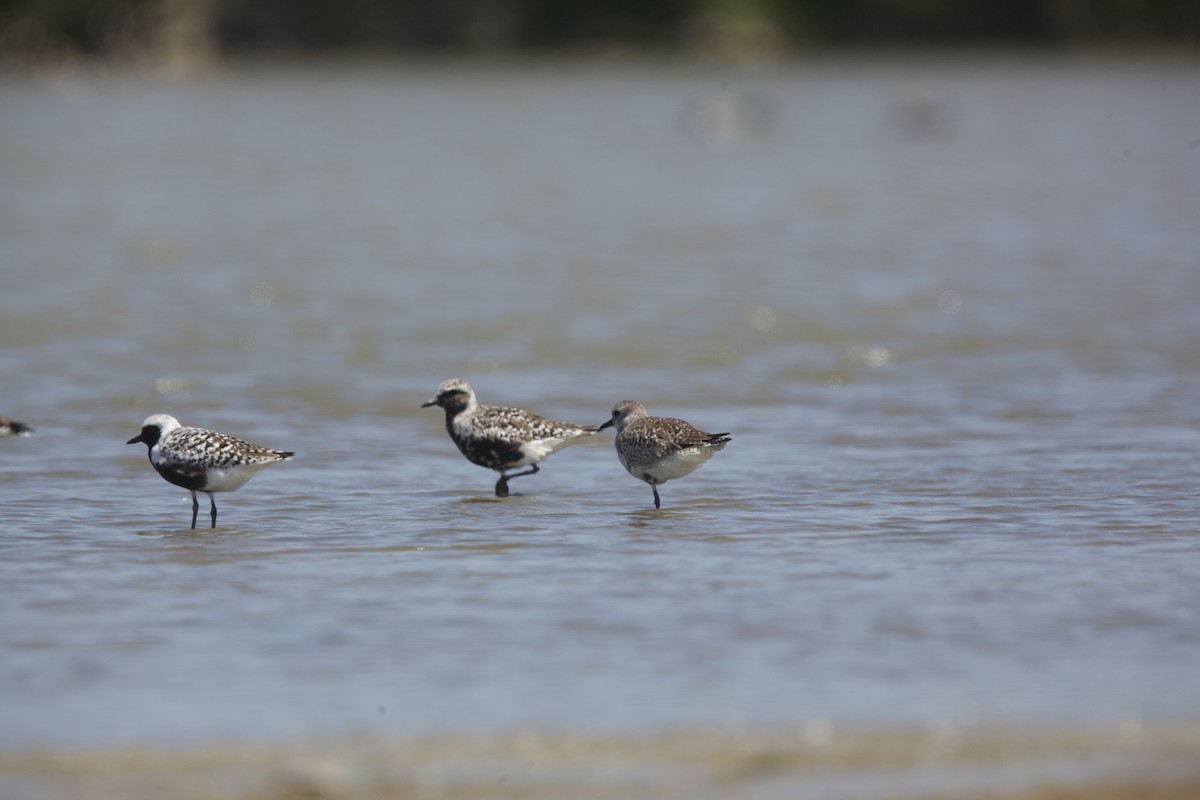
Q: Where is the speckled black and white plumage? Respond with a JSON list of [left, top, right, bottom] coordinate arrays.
[[126, 413, 294, 529], [422, 378, 598, 497], [597, 400, 730, 509], [0, 416, 33, 437]]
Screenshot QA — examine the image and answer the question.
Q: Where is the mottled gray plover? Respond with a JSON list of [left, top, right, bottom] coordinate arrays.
[[127, 414, 294, 529], [422, 378, 598, 497], [0, 416, 33, 436], [597, 400, 731, 509]]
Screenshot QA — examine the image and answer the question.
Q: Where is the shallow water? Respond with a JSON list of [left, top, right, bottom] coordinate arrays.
[[1, 54, 1199, 792]]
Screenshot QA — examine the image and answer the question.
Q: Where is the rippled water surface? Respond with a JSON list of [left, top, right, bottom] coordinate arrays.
[[1, 55, 1199, 794]]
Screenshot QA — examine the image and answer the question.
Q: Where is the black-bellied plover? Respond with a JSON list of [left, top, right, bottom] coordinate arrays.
[[0, 416, 33, 436], [597, 400, 731, 509], [126, 414, 294, 529], [422, 378, 598, 497]]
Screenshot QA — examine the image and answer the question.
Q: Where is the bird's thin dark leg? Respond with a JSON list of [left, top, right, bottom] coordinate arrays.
[[208, 493, 217, 528], [190, 492, 199, 529], [652, 485, 661, 509], [506, 464, 539, 483], [495, 464, 539, 497]]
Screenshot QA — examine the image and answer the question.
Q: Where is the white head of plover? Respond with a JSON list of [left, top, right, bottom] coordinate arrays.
[[126, 413, 294, 529], [597, 400, 731, 509], [0, 416, 33, 437], [421, 378, 598, 497]]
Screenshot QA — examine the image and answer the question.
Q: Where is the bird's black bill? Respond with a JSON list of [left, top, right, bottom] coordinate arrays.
[[126, 434, 144, 445], [420, 399, 436, 408], [597, 419, 613, 431]]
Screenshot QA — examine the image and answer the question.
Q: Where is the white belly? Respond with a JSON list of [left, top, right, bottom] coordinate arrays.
[[202, 462, 275, 493], [623, 448, 715, 485]]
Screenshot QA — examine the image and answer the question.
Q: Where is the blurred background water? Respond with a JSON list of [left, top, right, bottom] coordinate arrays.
[[1, 4, 1200, 797]]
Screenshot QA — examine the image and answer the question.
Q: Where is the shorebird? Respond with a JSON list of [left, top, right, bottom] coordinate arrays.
[[422, 378, 598, 497], [126, 414, 294, 529], [0, 416, 33, 436], [597, 400, 730, 509]]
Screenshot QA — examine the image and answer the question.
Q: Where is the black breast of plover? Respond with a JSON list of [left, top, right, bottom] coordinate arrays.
[[0, 416, 33, 436], [422, 378, 598, 497], [597, 400, 731, 509], [126, 413, 294, 529]]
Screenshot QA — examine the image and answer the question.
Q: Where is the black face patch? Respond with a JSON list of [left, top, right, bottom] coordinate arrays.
[[137, 424, 161, 447], [436, 389, 471, 414]]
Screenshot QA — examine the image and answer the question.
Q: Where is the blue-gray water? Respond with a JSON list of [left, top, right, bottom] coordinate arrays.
[[1, 55, 1199, 794]]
